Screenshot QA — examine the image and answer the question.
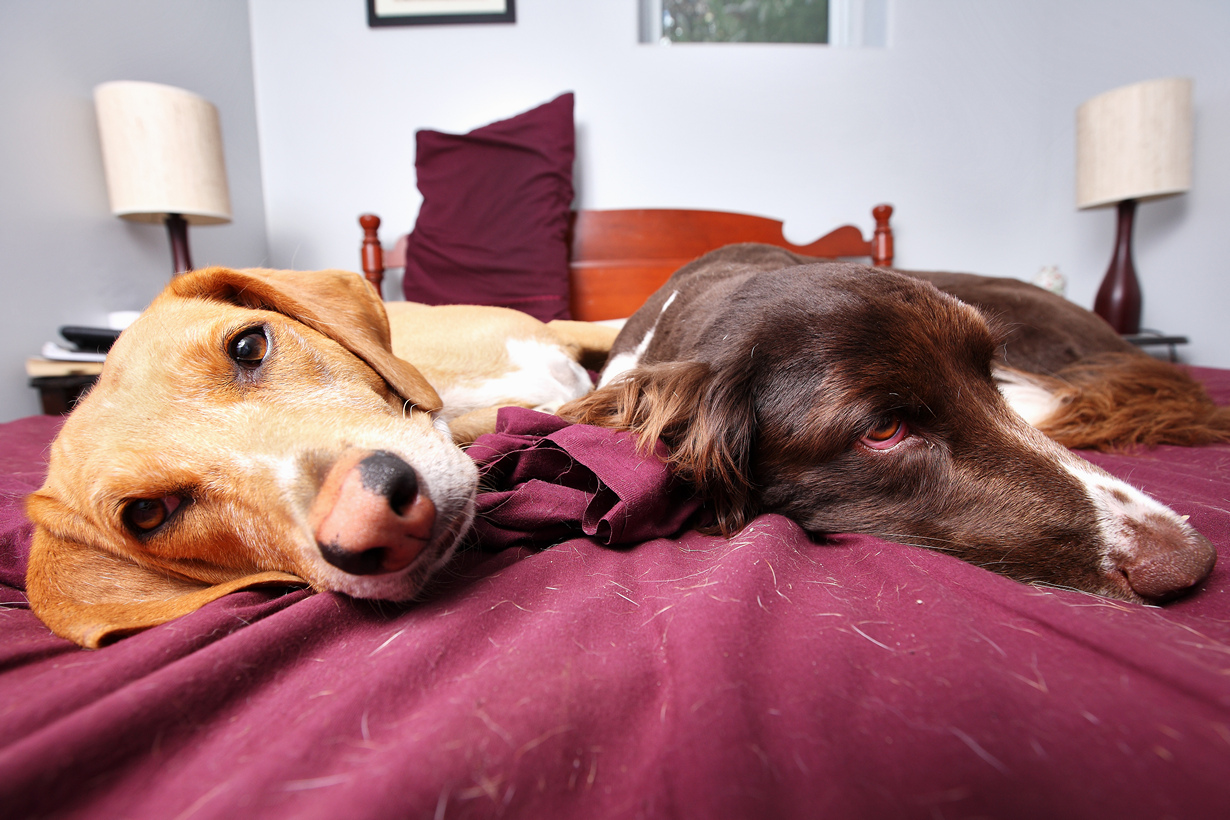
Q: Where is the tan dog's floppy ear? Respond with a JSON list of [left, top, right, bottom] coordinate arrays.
[[25, 495, 305, 649], [559, 360, 759, 535], [169, 267, 442, 413]]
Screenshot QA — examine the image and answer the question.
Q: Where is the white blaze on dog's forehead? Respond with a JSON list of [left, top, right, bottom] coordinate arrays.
[[434, 337, 592, 420], [599, 290, 677, 389], [223, 450, 302, 493], [194, 390, 475, 511]]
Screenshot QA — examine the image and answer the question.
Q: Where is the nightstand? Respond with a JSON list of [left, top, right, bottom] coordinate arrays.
[[27, 359, 104, 415], [1123, 331, 1188, 362]]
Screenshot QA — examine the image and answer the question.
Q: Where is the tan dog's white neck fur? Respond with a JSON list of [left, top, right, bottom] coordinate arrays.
[[25, 268, 615, 647]]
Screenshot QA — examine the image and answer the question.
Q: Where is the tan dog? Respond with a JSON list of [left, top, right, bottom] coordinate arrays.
[[26, 267, 616, 648]]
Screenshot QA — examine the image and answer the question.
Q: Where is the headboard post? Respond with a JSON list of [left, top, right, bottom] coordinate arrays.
[[872, 204, 894, 267], [359, 214, 385, 292]]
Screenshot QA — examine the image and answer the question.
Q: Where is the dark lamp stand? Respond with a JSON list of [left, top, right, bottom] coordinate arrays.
[[1092, 198, 1142, 335], [165, 213, 193, 275]]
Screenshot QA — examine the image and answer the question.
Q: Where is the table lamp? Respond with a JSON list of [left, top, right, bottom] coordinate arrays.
[[94, 81, 232, 276], [1076, 77, 1193, 335]]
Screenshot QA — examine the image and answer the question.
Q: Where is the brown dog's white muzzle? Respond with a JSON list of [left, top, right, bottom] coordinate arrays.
[[312, 450, 437, 576]]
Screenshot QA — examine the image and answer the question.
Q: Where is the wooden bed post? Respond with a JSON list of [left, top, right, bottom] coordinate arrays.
[[872, 204, 894, 268], [359, 214, 385, 292]]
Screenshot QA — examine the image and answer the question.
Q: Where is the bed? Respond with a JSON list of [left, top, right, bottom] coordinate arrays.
[[359, 204, 894, 321], [4, 213, 1230, 820], [4, 93, 1230, 819], [4, 373, 1230, 819]]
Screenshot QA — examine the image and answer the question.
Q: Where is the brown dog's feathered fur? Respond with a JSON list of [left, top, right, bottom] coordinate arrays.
[[1027, 353, 1230, 450], [572, 359, 758, 535]]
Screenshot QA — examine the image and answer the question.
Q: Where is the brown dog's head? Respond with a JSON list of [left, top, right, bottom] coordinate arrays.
[[26, 267, 478, 647]]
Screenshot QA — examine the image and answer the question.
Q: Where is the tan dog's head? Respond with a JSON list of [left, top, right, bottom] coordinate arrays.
[[26, 267, 478, 647]]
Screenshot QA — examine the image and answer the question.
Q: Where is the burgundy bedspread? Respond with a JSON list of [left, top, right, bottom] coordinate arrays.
[[2, 371, 1230, 819]]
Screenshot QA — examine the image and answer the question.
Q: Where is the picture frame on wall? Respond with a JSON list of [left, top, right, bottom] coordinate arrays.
[[367, 0, 516, 27]]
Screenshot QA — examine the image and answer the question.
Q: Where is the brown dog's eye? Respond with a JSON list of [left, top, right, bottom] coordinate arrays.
[[229, 329, 269, 368], [860, 415, 908, 450], [122, 497, 181, 534], [866, 417, 901, 441]]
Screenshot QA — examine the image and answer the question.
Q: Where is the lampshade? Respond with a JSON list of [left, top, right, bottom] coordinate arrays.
[[1076, 77, 1193, 209], [94, 81, 232, 225]]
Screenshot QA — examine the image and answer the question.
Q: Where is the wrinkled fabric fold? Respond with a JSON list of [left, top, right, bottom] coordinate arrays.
[[468, 407, 702, 550]]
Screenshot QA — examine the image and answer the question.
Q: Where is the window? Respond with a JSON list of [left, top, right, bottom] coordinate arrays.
[[660, 0, 829, 44], [638, 0, 886, 47]]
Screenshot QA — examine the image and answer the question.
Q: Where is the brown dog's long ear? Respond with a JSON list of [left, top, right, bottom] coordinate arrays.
[[559, 361, 759, 535], [169, 267, 442, 413], [25, 497, 306, 649]]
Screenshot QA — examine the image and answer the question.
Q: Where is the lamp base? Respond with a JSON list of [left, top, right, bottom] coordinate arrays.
[[1092, 198, 1142, 335], [165, 213, 193, 276]]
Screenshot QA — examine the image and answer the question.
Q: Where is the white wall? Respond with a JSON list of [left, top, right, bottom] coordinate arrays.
[[250, 0, 1230, 370], [2, 1, 1226, 424], [0, 0, 268, 422]]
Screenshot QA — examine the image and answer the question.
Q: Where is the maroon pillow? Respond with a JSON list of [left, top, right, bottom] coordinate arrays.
[[402, 93, 575, 321]]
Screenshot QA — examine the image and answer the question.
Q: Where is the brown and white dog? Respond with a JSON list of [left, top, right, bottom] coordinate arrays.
[[561, 244, 1224, 602], [26, 267, 616, 647]]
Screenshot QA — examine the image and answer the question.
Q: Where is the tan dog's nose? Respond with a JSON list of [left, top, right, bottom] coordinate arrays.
[[313, 451, 436, 576]]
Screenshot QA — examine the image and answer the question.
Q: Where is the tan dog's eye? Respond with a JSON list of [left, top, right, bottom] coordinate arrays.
[[229, 329, 269, 368], [122, 497, 180, 534]]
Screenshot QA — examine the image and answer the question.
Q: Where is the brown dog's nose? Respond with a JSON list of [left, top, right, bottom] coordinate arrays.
[[314, 451, 436, 576], [1115, 516, 1217, 601]]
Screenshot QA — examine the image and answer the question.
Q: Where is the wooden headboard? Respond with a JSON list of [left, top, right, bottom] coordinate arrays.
[[359, 204, 893, 322]]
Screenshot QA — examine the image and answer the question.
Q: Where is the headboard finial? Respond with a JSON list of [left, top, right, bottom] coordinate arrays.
[[359, 213, 385, 292], [872, 204, 894, 267]]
